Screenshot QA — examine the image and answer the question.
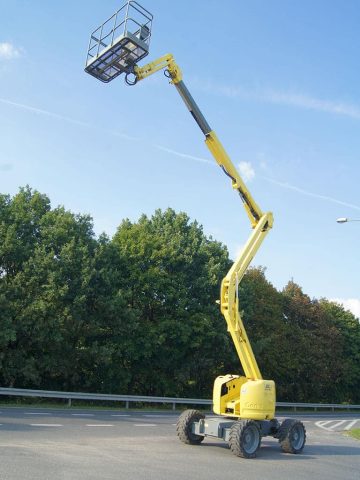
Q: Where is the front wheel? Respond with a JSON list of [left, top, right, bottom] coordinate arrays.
[[176, 409, 205, 445], [229, 420, 261, 458], [278, 419, 306, 454]]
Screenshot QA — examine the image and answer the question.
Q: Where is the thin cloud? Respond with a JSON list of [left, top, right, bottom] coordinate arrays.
[[108, 130, 141, 141], [0, 97, 136, 140], [264, 176, 360, 211], [238, 161, 255, 182], [0, 97, 91, 127], [154, 144, 213, 165], [3, 94, 358, 217], [0, 95, 207, 152], [153, 146, 360, 213], [0, 163, 13, 172], [264, 90, 360, 120], [195, 79, 360, 120], [331, 298, 360, 319], [0, 42, 23, 60]]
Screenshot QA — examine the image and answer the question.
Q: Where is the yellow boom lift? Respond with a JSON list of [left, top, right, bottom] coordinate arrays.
[[85, 1, 306, 458]]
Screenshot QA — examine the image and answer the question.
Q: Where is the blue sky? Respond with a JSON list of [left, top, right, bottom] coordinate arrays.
[[1, 0, 359, 317]]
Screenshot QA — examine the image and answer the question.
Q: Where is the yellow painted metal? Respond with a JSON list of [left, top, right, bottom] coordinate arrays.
[[133, 54, 275, 420], [203, 129, 275, 418], [239, 379, 276, 420], [134, 53, 182, 84], [205, 130, 273, 381], [220, 213, 273, 380], [213, 375, 247, 416], [205, 131, 263, 227], [213, 375, 275, 420]]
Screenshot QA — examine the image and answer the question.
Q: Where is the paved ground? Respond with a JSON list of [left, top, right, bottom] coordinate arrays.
[[0, 408, 359, 480]]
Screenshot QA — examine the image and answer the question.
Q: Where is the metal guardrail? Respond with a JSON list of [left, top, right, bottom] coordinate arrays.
[[0, 387, 211, 410], [276, 401, 360, 412], [0, 387, 359, 411]]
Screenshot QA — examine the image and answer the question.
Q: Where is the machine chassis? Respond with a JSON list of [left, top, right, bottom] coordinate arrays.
[[177, 409, 306, 459]]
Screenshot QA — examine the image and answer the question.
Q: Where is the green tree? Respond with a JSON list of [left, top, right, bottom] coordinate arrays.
[[280, 281, 345, 402], [0, 187, 51, 386], [112, 208, 232, 397], [0, 186, 50, 278], [1, 187, 359, 404], [319, 300, 360, 403], [0, 187, 102, 390], [77, 233, 139, 394]]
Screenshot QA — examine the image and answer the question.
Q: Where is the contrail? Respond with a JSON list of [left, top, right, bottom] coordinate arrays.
[[0, 95, 210, 162], [264, 90, 360, 120], [0, 97, 137, 140], [193, 80, 360, 120], [0, 97, 91, 127], [154, 144, 214, 165], [152, 146, 360, 213], [3, 96, 358, 213], [263, 177, 360, 211]]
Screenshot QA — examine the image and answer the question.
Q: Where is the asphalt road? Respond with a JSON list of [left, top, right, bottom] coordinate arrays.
[[0, 407, 359, 480]]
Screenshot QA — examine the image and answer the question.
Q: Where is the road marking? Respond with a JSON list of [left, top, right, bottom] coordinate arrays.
[[315, 421, 334, 431], [318, 420, 333, 427], [25, 412, 51, 415], [143, 415, 177, 418], [134, 424, 157, 427], [86, 424, 114, 427], [71, 413, 94, 416], [315, 419, 360, 431], [344, 419, 358, 430], [30, 424, 63, 427], [111, 414, 131, 417], [329, 420, 347, 430]]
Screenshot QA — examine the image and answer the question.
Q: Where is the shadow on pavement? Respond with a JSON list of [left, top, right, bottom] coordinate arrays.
[[200, 438, 360, 460]]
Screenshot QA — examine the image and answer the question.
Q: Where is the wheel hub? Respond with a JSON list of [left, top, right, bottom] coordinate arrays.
[[291, 425, 305, 449], [243, 426, 259, 454]]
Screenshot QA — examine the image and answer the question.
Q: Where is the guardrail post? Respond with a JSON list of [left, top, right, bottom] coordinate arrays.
[[172, 402, 176, 411], [126, 400, 129, 409], [294, 406, 297, 412], [68, 398, 72, 407]]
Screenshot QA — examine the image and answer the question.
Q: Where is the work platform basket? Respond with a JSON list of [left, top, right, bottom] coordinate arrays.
[[85, 1, 153, 83]]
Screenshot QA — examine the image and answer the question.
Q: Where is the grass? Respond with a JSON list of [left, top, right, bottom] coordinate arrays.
[[346, 428, 360, 440]]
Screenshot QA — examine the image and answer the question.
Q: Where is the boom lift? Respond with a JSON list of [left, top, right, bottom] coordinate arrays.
[[85, 1, 306, 458]]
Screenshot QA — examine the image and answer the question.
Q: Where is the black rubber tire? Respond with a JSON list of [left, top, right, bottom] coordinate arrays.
[[176, 409, 205, 445], [229, 420, 261, 458], [278, 419, 306, 454]]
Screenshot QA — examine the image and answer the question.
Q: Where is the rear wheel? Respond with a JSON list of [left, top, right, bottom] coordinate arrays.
[[229, 420, 261, 458], [278, 419, 306, 453], [176, 409, 205, 445]]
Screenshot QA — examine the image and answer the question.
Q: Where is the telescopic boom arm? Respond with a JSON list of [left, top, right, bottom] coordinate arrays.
[[132, 54, 273, 380]]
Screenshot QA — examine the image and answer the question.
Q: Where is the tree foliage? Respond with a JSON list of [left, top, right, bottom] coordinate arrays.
[[112, 209, 232, 396], [0, 187, 359, 403]]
